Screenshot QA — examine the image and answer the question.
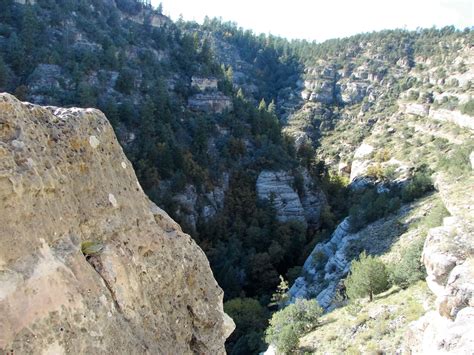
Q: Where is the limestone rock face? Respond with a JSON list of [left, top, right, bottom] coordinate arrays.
[[405, 174, 474, 354], [188, 92, 233, 113], [289, 203, 410, 310], [0, 93, 234, 353], [349, 143, 374, 182], [301, 66, 336, 104], [289, 218, 353, 309], [402, 102, 430, 117], [256, 171, 306, 223], [337, 81, 369, 105], [429, 109, 474, 131], [256, 170, 326, 227], [191, 76, 219, 92]]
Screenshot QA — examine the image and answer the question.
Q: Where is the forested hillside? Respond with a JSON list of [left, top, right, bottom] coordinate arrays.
[[0, 0, 472, 353]]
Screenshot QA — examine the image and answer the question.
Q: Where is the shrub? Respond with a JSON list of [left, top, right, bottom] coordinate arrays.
[[438, 141, 474, 176], [389, 238, 426, 288], [349, 189, 401, 232], [460, 98, 474, 116], [407, 90, 419, 101], [401, 170, 433, 202], [345, 252, 389, 302], [81, 240, 104, 256], [224, 298, 269, 354], [265, 299, 323, 354], [374, 148, 391, 163], [311, 250, 329, 272], [366, 163, 385, 180]]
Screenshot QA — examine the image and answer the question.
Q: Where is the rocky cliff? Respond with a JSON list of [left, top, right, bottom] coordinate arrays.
[[405, 173, 474, 353], [0, 93, 234, 353], [256, 170, 327, 227]]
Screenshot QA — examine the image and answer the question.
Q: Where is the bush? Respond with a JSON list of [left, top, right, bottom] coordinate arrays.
[[349, 189, 401, 232], [81, 240, 104, 256], [310, 250, 329, 272], [265, 299, 323, 354], [224, 298, 269, 354], [389, 238, 426, 288], [460, 98, 474, 116], [401, 169, 433, 202], [374, 148, 391, 163], [438, 141, 474, 176], [407, 90, 419, 101], [366, 163, 385, 180], [345, 252, 389, 302]]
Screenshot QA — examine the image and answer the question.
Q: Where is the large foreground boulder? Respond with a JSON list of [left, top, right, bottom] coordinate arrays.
[[0, 93, 234, 354]]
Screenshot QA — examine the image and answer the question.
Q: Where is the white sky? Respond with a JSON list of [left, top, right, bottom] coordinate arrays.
[[152, 0, 473, 42]]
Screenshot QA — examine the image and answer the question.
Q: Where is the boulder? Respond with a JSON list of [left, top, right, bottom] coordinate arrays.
[[0, 93, 233, 353], [349, 143, 374, 182]]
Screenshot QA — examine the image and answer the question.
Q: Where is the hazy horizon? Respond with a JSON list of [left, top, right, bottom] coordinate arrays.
[[153, 0, 473, 42]]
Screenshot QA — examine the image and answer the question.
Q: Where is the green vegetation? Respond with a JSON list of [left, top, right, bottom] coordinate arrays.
[[265, 299, 323, 354], [269, 276, 290, 308], [296, 282, 432, 354], [224, 298, 269, 354], [0, 2, 471, 353], [348, 188, 401, 232], [401, 168, 434, 202], [81, 240, 104, 256], [438, 140, 474, 177], [388, 238, 426, 289], [460, 98, 474, 116], [345, 252, 390, 302]]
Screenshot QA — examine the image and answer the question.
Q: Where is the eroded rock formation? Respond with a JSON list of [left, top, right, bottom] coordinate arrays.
[[405, 174, 474, 354], [0, 93, 234, 354], [256, 170, 326, 227]]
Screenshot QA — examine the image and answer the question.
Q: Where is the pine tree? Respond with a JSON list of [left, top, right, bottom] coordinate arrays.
[[269, 275, 289, 308], [0, 56, 8, 89], [0, 0, 13, 22], [267, 100, 277, 115], [156, 2, 163, 14], [236, 88, 245, 100], [345, 251, 389, 302], [225, 65, 234, 83]]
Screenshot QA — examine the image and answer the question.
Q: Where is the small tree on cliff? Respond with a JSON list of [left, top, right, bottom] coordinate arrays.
[[265, 299, 323, 354], [269, 275, 289, 308], [345, 251, 389, 302]]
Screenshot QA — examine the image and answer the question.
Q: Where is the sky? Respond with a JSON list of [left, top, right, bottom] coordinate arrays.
[[152, 0, 473, 42]]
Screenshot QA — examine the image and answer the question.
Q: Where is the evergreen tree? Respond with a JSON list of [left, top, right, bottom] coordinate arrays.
[[265, 299, 323, 354], [156, 2, 163, 14], [0, 0, 13, 22], [269, 275, 289, 308], [225, 65, 234, 83], [267, 100, 277, 115], [0, 56, 8, 89], [345, 252, 389, 302], [389, 238, 426, 288]]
